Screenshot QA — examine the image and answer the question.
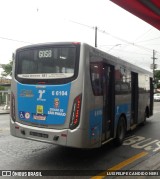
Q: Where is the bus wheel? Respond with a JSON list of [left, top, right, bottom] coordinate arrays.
[[114, 116, 126, 146]]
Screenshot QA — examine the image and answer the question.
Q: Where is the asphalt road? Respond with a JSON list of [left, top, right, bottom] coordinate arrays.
[[0, 102, 160, 178]]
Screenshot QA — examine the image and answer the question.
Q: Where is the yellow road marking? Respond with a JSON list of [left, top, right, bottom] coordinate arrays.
[[91, 151, 148, 179]]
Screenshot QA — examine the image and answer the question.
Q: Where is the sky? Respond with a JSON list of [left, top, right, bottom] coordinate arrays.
[[0, 0, 160, 72]]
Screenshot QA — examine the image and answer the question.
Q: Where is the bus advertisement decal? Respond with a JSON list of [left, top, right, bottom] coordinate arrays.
[[20, 89, 34, 97], [33, 114, 46, 121], [36, 105, 43, 114], [17, 83, 71, 125]]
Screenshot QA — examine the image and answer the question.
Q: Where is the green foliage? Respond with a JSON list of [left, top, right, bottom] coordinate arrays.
[[155, 70, 160, 81], [155, 70, 160, 88], [0, 86, 5, 90], [1, 60, 13, 77], [155, 70, 160, 80]]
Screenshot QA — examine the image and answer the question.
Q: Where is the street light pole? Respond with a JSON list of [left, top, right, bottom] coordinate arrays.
[[95, 26, 97, 48]]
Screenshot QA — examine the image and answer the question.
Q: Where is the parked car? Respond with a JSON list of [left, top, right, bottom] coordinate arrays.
[[154, 93, 160, 101]]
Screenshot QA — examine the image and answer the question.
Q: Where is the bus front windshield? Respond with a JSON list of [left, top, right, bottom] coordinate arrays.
[[16, 46, 78, 84]]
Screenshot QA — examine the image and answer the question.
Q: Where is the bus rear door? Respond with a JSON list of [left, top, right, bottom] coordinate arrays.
[[102, 63, 115, 142]]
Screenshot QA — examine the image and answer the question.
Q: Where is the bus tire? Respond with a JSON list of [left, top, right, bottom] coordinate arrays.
[[114, 116, 126, 146], [141, 110, 147, 126]]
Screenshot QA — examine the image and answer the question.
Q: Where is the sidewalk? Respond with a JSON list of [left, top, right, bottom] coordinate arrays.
[[131, 151, 160, 170]]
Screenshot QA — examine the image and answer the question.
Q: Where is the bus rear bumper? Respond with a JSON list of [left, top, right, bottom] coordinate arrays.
[[10, 118, 94, 148], [10, 119, 68, 146]]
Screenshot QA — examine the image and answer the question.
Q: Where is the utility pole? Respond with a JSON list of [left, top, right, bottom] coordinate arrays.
[[95, 26, 97, 48], [151, 50, 157, 83]]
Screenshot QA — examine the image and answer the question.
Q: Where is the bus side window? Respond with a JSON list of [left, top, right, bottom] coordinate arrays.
[[115, 83, 121, 93], [90, 63, 103, 96], [115, 68, 131, 95], [121, 83, 129, 92], [115, 82, 130, 94]]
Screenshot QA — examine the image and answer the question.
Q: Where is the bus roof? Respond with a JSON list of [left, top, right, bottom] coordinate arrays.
[[15, 42, 153, 77]]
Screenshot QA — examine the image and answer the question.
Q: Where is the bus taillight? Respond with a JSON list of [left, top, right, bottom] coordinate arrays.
[[11, 92, 16, 122], [69, 94, 82, 130]]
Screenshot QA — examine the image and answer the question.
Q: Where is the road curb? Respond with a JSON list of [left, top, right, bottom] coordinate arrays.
[[0, 111, 10, 114]]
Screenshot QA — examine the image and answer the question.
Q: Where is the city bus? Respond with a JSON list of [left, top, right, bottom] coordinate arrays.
[[10, 42, 153, 148]]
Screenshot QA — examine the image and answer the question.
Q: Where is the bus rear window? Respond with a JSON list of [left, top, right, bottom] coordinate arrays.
[[15, 45, 79, 84]]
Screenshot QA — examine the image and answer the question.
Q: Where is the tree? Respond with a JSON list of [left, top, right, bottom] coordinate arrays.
[[1, 60, 13, 77], [155, 70, 160, 88], [155, 70, 160, 80]]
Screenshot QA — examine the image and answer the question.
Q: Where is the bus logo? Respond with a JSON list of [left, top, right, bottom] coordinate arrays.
[[20, 90, 34, 97], [2, 171, 11, 176], [37, 90, 46, 101], [36, 105, 43, 114], [54, 98, 60, 108], [25, 112, 30, 119]]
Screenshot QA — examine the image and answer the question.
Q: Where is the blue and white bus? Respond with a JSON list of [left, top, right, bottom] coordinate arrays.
[[10, 42, 153, 148]]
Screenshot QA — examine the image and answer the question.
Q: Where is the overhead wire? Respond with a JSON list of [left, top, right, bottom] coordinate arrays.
[[0, 19, 159, 55], [136, 36, 160, 43], [67, 19, 94, 30], [67, 19, 159, 54], [133, 28, 152, 42], [98, 28, 157, 53], [0, 36, 33, 44], [109, 48, 151, 56]]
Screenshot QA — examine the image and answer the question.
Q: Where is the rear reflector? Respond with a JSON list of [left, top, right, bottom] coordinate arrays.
[[61, 133, 67, 137]]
